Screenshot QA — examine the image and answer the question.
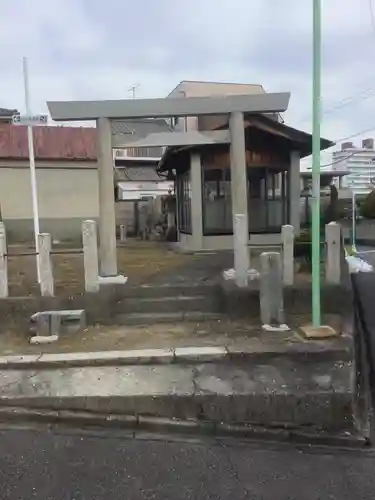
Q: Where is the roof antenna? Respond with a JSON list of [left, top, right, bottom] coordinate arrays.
[[128, 84, 140, 99]]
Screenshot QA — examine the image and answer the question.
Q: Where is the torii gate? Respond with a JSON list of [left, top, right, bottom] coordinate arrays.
[[47, 92, 290, 286]]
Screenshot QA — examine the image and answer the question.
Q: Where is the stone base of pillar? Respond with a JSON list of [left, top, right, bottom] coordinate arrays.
[[222, 267, 259, 285], [262, 323, 290, 332], [98, 274, 128, 285], [30, 335, 59, 345], [299, 324, 339, 339]]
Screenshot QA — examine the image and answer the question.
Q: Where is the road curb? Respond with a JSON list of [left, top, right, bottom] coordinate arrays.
[[0, 343, 353, 370], [0, 406, 366, 449]]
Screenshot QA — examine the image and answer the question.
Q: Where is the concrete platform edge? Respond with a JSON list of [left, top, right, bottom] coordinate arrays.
[[0, 343, 353, 370], [0, 406, 366, 448]]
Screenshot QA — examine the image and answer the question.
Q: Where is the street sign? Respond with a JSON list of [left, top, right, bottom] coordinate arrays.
[[12, 114, 47, 126]]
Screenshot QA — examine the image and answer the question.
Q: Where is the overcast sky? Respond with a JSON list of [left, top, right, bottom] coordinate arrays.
[[1, 0, 375, 165]]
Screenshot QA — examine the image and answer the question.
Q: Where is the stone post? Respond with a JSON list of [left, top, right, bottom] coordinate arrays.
[[233, 214, 249, 287], [38, 233, 54, 297], [325, 222, 341, 284], [82, 220, 99, 293], [0, 232, 8, 298], [97, 117, 117, 277], [0, 222, 7, 252], [119, 224, 127, 242], [190, 152, 203, 251], [289, 151, 301, 234], [167, 212, 175, 229], [229, 111, 250, 287], [281, 224, 294, 286], [260, 252, 288, 330]]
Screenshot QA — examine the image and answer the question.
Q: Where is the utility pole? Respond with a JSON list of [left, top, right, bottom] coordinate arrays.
[[311, 0, 322, 326], [23, 56, 41, 283]]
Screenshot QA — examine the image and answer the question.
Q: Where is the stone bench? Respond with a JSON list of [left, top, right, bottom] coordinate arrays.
[[30, 310, 86, 341]]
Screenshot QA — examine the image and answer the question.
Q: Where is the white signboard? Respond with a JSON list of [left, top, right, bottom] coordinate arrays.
[[12, 114, 48, 126]]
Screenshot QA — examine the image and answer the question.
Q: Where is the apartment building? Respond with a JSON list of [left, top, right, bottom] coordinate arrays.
[[332, 138, 375, 194]]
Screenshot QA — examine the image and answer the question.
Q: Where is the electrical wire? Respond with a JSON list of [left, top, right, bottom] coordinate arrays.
[[302, 126, 375, 164], [298, 87, 375, 125], [309, 1, 375, 152], [298, 0, 375, 127], [334, 126, 375, 145], [304, 152, 358, 170]]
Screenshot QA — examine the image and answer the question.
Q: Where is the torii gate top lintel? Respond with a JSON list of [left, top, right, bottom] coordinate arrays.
[[47, 92, 290, 122]]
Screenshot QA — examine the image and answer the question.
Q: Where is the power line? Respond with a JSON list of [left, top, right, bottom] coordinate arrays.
[[298, 87, 375, 124], [301, 126, 375, 164], [304, 150, 375, 170], [304, 152, 358, 170], [335, 125, 375, 144], [311, 2, 375, 150], [297, 0, 375, 126], [297, 1, 375, 131]]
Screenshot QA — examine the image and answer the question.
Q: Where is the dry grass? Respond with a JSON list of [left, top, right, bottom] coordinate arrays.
[[7, 240, 192, 297]]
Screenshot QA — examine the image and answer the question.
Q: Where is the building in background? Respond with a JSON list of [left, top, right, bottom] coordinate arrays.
[[112, 119, 173, 235], [0, 123, 97, 242], [167, 80, 282, 133], [112, 118, 169, 160], [112, 118, 172, 202], [0, 119, 171, 242], [0, 107, 19, 124], [332, 138, 375, 194]]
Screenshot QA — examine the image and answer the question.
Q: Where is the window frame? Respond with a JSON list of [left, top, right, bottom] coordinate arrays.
[[176, 171, 192, 234]]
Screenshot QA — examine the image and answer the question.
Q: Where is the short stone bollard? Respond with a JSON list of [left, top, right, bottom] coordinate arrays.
[[259, 252, 289, 331], [82, 220, 99, 293], [0, 222, 7, 252], [233, 213, 249, 288], [325, 222, 341, 284], [119, 224, 127, 242], [0, 232, 8, 298], [38, 233, 54, 297], [281, 224, 294, 286]]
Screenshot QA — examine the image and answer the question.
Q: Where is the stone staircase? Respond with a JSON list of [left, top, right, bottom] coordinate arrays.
[[114, 283, 225, 325]]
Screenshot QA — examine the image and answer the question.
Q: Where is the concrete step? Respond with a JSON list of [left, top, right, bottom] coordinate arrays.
[[0, 359, 354, 433], [119, 283, 219, 300], [114, 311, 226, 326], [115, 295, 220, 314]]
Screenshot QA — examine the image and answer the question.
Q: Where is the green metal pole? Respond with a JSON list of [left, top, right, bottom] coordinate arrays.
[[311, 0, 321, 327]]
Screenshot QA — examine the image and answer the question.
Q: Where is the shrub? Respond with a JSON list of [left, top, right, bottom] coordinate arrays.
[[360, 189, 375, 219], [294, 228, 325, 266]]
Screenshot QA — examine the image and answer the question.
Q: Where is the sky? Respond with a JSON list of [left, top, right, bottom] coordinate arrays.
[[1, 0, 375, 167]]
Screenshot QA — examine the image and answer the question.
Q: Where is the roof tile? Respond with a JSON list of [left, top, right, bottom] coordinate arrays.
[[0, 124, 97, 161]]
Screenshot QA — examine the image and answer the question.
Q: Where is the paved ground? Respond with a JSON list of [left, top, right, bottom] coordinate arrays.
[[0, 425, 374, 499], [356, 246, 375, 268]]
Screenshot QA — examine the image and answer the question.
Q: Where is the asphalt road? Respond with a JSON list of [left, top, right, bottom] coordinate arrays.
[[0, 425, 374, 499], [355, 246, 375, 268]]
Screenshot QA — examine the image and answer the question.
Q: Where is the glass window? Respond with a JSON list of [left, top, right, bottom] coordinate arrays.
[[201, 165, 290, 235], [176, 172, 192, 233], [202, 168, 233, 235], [248, 168, 289, 233]]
